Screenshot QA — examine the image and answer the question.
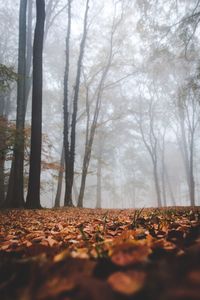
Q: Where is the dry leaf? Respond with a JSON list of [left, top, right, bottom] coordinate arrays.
[[53, 249, 70, 262], [47, 236, 58, 247], [111, 242, 150, 266], [108, 271, 145, 295]]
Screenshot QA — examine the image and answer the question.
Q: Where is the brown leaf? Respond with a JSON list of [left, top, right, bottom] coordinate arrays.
[[108, 271, 145, 295], [111, 242, 150, 266], [47, 236, 58, 247]]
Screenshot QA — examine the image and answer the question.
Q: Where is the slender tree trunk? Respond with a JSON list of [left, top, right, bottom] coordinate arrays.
[[78, 166, 88, 207], [178, 101, 191, 194], [63, 0, 72, 206], [165, 167, 176, 206], [26, 0, 45, 208], [96, 151, 102, 209], [161, 167, 167, 206], [189, 132, 195, 205], [178, 97, 195, 206], [64, 0, 89, 206], [77, 87, 90, 207], [73, 178, 78, 204], [96, 131, 103, 209], [5, 0, 27, 208], [54, 146, 64, 207], [153, 161, 162, 207], [25, 0, 33, 111], [161, 139, 167, 206]]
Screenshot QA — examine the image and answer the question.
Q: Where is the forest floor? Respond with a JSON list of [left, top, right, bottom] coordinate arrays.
[[0, 207, 200, 300]]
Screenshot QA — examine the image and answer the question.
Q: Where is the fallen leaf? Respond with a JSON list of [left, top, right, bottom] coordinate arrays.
[[111, 242, 150, 266], [108, 271, 145, 295], [47, 236, 58, 247], [53, 249, 70, 262]]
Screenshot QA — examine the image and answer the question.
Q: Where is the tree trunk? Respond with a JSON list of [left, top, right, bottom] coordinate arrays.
[[96, 152, 102, 209], [161, 167, 167, 206], [5, 0, 27, 208], [73, 178, 79, 204], [25, 0, 33, 111], [178, 97, 195, 206], [54, 146, 64, 207], [78, 171, 87, 207], [165, 168, 176, 206], [153, 161, 162, 207], [63, 0, 72, 206], [161, 137, 167, 206], [77, 86, 90, 208], [189, 133, 195, 206], [178, 100, 191, 194], [26, 0, 45, 209]]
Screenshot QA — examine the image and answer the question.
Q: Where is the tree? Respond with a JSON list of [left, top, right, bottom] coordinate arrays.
[[64, 0, 90, 206], [77, 5, 124, 207], [135, 93, 162, 207], [0, 64, 17, 204], [4, 0, 27, 208], [176, 81, 200, 206], [26, 0, 45, 208]]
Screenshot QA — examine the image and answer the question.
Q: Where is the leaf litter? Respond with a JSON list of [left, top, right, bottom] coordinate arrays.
[[0, 207, 200, 300]]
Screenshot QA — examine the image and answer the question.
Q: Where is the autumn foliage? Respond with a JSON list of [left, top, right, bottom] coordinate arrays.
[[0, 207, 200, 300]]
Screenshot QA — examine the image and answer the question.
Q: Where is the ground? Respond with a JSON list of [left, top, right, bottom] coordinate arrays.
[[0, 207, 200, 300]]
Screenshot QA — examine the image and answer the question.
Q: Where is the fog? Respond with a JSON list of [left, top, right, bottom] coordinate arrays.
[[1, 0, 200, 208]]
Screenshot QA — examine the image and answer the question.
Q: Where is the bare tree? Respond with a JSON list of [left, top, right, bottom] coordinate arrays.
[[64, 0, 90, 206], [136, 94, 162, 207], [176, 82, 199, 206], [77, 5, 123, 207], [26, 0, 45, 208]]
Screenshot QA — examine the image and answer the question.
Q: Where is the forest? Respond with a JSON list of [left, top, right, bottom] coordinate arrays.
[[0, 0, 200, 300]]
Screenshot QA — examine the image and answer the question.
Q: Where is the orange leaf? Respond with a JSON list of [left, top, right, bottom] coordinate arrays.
[[47, 236, 58, 247], [108, 271, 146, 295]]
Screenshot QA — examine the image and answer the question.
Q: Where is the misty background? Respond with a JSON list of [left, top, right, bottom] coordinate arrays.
[[1, 0, 200, 208]]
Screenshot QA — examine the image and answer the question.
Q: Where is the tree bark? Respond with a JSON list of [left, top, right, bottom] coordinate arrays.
[[26, 0, 45, 208]]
